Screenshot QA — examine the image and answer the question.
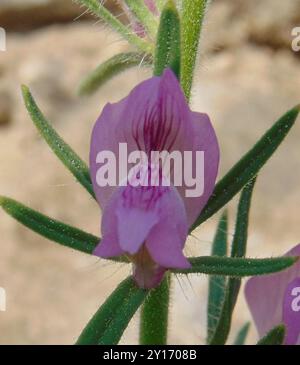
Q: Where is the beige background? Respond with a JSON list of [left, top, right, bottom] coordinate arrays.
[[0, 0, 300, 344]]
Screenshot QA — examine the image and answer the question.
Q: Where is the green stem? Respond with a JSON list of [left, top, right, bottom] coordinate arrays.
[[181, 0, 208, 100], [139, 275, 170, 344]]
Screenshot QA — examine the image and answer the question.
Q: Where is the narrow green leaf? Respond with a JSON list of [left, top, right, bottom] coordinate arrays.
[[191, 105, 300, 231], [0, 196, 128, 262], [74, 0, 153, 54], [154, 0, 181, 78], [125, 0, 158, 39], [76, 277, 148, 345], [0, 196, 98, 255], [181, 0, 208, 99], [175, 256, 299, 276], [208, 286, 232, 345], [209, 179, 255, 346], [212, 212, 228, 257], [208, 180, 256, 344], [140, 275, 170, 345], [228, 178, 256, 312], [257, 324, 286, 345], [21, 85, 95, 199], [207, 212, 228, 343], [234, 322, 250, 345], [78, 52, 151, 96], [231, 179, 256, 258]]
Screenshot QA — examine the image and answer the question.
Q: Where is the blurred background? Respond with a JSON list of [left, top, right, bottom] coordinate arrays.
[[0, 0, 300, 344]]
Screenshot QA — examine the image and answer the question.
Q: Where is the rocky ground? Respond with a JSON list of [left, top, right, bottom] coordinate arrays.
[[0, 0, 300, 344]]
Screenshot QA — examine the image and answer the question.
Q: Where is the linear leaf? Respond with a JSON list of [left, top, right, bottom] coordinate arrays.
[[234, 322, 250, 345], [125, 0, 158, 39], [210, 206, 255, 346], [0, 196, 128, 262], [74, 0, 153, 54], [208, 180, 256, 344], [191, 105, 300, 231], [78, 52, 151, 96], [175, 256, 298, 276], [257, 324, 286, 345], [212, 212, 228, 257], [228, 178, 256, 312], [154, 0, 181, 78], [0, 196, 98, 254], [181, 0, 208, 99], [21, 85, 95, 199], [231, 179, 256, 258], [208, 286, 232, 345], [76, 277, 148, 345], [207, 212, 228, 343]]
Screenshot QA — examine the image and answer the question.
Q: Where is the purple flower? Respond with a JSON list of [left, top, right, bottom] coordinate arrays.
[[90, 69, 219, 288], [245, 244, 300, 344]]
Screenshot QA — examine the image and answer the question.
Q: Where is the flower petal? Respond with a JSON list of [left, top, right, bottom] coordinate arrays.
[[245, 243, 300, 339], [283, 277, 300, 345], [90, 98, 127, 210], [93, 234, 123, 258], [90, 69, 220, 227], [116, 190, 159, 255], [176, 111, 220, 226], [143, 177, 190, 269], [95, 166, 190, 270], [93, 192, 124, 258], [120, 69, 193, 156], [146, 223, 191, 269]]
